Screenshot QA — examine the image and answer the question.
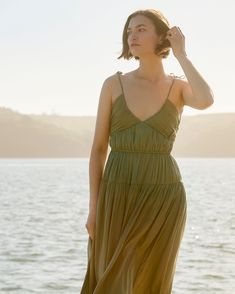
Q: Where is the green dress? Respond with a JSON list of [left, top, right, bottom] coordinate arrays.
[[80, 71, 187, 294]]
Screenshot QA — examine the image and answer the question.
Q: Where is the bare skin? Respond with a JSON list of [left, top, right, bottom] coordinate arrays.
[[85, 14, 214, 240], [111, 70, 184, 120]]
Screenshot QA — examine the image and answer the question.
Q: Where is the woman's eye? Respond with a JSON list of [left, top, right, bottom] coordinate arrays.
[[127, 28, 145, 35]]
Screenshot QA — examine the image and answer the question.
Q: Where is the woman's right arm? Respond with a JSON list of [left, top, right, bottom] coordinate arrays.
[[89, 76, 113, 212], [85, 76, 113, 239]]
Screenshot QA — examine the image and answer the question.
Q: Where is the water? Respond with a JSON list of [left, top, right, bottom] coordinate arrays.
[[0, 158, 234, 294]]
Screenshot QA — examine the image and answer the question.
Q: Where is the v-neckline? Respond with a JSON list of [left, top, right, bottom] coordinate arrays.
[[116, 71, 178, 123]]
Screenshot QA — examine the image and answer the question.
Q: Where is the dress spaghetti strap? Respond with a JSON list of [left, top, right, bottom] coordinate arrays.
[[116, 71, 124, 95]]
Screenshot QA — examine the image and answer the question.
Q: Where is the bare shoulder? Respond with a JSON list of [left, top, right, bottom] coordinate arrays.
[[171, 74, 189, 107], [174, 75, 189, 89], [173, 75, 202, 109], [107, 70, 140, 103], [91, 74, 116, 152], [102, 72, 124, 104], [97, 73, 119, 107], [172, 74, 187, 87]]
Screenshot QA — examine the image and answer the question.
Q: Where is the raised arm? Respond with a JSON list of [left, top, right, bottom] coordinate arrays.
[[177, 54, 214, 109], [166, 26, 214, 110]]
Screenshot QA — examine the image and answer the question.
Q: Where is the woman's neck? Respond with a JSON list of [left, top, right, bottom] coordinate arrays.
[[135, 58, 167, 83]]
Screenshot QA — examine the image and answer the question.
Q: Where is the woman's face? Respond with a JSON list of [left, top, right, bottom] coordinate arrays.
[[127, 15, 161, 58]]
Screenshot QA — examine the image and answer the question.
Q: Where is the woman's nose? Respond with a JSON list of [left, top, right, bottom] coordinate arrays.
[[130, 34, 138, 42]]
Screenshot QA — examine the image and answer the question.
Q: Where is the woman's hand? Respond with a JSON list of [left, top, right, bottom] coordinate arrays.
[[166, 26, 187, 59], [85, 210, 96, 240]]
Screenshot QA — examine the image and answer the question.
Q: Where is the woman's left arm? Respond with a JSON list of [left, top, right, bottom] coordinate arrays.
[[166, 26, 214, 109]]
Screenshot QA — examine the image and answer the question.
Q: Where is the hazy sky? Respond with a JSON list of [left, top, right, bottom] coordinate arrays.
[[0, 0, 234, 116]]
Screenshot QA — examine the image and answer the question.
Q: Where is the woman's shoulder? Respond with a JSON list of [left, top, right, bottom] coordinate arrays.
[[99, 72, 120, 96], [103, 71, 125, 98], [171, 73, 188, 84], [169, 73, 190, 96], [102, 71, 122, 87], [172, 74, 190, 96], [98, 72, 122, 105]]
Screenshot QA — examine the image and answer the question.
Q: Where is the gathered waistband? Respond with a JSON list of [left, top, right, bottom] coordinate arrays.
[[110, 148, 170, 155]]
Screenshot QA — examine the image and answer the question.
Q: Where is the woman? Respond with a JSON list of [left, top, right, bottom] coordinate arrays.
[[80, 9, 214, 294]]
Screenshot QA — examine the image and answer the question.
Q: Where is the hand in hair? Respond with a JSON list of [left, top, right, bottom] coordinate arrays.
[[166, 26, 187, 58]]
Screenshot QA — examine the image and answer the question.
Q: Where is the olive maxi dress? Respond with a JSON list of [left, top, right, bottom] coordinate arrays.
[[80, 71, 187, 294]]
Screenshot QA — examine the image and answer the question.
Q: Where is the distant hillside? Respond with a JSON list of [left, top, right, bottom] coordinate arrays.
[[0, 107, 92, 157], [0, 107, 234, 157], [173, 113, 235, 157]]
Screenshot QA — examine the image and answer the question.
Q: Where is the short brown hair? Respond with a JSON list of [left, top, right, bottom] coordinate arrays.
[[117, 9, 171, 60]]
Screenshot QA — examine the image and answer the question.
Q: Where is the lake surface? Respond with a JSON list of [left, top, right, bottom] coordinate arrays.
[[0, 158, 234, 293]]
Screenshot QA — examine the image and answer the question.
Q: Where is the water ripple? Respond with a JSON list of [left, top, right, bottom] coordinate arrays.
[[0, 158, 234, 293]]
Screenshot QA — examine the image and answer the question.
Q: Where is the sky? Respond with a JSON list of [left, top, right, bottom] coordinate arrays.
[[0, 0, 234, 117]]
